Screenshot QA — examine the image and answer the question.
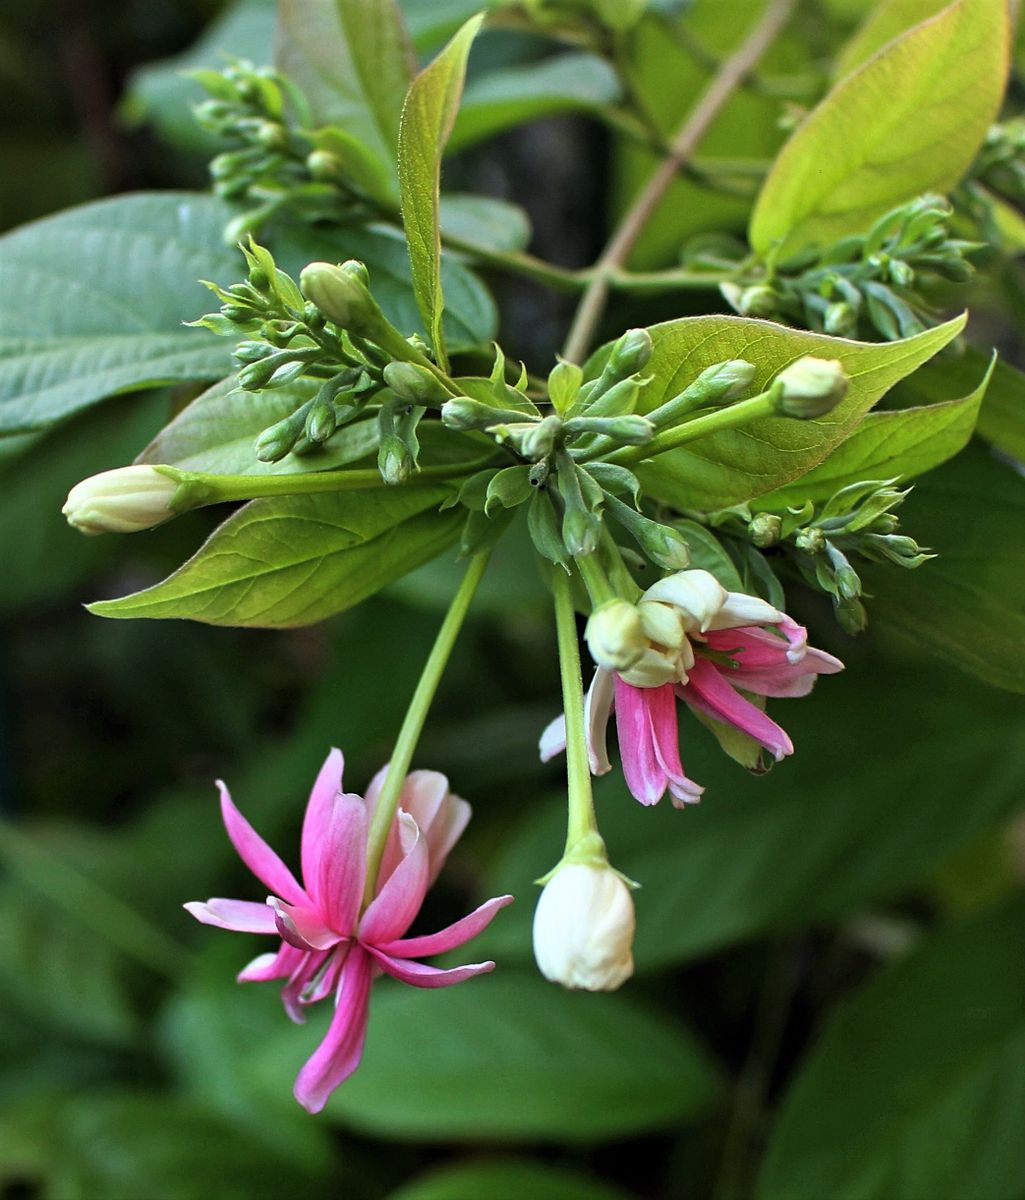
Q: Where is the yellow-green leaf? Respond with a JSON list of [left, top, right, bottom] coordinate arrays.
[[751, 0, 1010, 257], [832, 0, 950, 78]]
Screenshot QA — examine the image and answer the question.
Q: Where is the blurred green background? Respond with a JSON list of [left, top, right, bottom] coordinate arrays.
[[2, 2, 1025, 1199]]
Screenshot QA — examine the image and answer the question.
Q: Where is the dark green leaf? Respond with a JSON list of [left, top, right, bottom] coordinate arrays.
[[390, 1158, 637, 1200], [440, 192, 532, 252]]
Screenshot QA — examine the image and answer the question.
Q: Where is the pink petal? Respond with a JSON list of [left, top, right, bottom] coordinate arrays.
[[218, 781, 305, 905], [539, 714, 566, 763], [293, 948, 373, 1113], [367, 947, 496, 988], [304, 791, 368, 936], [269, 897, 344, 952], [704, 625, 796, 670], [613, 676, 669, 806], [359, 813, 429, 944], [374, 894, 514, 958], [238, 943, 306, 983], [368, 769, 469, 888], [301, 748, 345, 889], [680, 659, 794, 760], [645, 683, 705, 806], [280, 949, 331, 1025], [183, 898, 278, 934], [420, 791, 472, 887]]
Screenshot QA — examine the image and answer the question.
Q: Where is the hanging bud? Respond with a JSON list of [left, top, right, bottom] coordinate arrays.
[[585, 599, 646, 671], [63, 466, 182, 535], [378, 435, 412, 484], [835, 595, 867, 634], [382, 361, 451, 407], [562, 506, 601, 557], [795, 527, 826, 554], [775, 357, 849, 418], [254, 413, 303, 462], [519, 415, 563, 461], [305, 401, 337, 444], [748, 512, 782, 548], [824, 301, 856, 337], [533, 858, 636, 992]]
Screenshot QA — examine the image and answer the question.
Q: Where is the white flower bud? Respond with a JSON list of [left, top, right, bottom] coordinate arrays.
[[774, 357, 848, 418], [62, 465, 179, 535], [584, 599, 646, 671], [532, 862, 635, 992]]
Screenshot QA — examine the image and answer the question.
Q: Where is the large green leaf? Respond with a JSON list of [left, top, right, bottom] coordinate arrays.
[[0, 193, 241, 435], [479, 654, 1025, 969], [251, 972, 722, 1141], [635, 314, 964, 510], [758, 901, 1025, 1200], [277, 221, 497, 352], [449, 53, 621, 152], [87, 486, 461, 627], [754, 355, 991, 506], [390, 1159, 637, 1200], [397, 14, 484, 369], [832, 0, 950, 79], [136, 376, 379, 476], [750, 0, 1009, 256], [275, 0, 413, 192], [865, 443, 1025, 692]]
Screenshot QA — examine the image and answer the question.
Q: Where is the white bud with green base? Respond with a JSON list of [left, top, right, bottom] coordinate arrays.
[[584, 598, 646, 671], [775, 356, 849, 418], [62, 466, 186, 535]]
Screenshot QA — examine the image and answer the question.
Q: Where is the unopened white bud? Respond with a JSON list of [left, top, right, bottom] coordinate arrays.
[[62, 465, 180, 535], [532, 861, 635, 992], [584, 599, 646, 671], [775, 357, 848, 418]]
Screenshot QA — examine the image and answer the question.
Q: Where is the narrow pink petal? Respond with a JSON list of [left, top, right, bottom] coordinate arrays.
[[366, 947, 496, 988], [704, 625, 795, 670], [269, 897, 344, 951], [238, 943, 306, 983], [373, 894, 514, 958], [613, 676, 668, 806], [218, 781, 305, 905], [183, 897, 277, 934], [359, 813, 429, 943], [680, 659, 794, 760], [293, 948, 373, 1113], [539, 714, 567, 762], [370, 771, 469, 888], [778, 614, 809, 663], [421, 793, 471, 887], [280, 949, 330, 1024], [585, 667, 615, 775], [301, 748, 345, 889], [645, 685, 705, 806], [305, 791, 368, 936]]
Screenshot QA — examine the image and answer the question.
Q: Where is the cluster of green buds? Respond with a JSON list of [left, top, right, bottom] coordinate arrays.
[[192, 59, 370, 241], [967, 120, 1025, 205], [718, 195, 978, 342], [709, 480, 931, 633], [520, 0, 648, 41], [192, 241, 454, 481]]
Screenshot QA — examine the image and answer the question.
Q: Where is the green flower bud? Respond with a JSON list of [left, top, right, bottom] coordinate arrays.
[[562, 507, 601, 557], [306, 150, 341, 180], [382, 361, 451, 407], [795, 527, 826, 554], [378, 435, 412, 484], [824, 301, 856, 337], [63, 465, 181, 535], [836, 595, 867, 634], [520, 415, 563, 460], [299, 261, 373, 329], [565, 414, 654, 446], [734, 285, 779, 318], [585, 599, 646, 671], [305, 401, 337, 444], [608, 328, 653, 378], [748, 512, 782, 548], [254, 416, 301, 462], [441, 397, 529, 432], [775, 357, 849, 418], [234, 340, 275, 364]]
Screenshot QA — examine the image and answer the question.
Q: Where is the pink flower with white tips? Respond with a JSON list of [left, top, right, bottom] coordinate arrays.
[[185, 750, 513, 1113], [541, 570, 843, 807]]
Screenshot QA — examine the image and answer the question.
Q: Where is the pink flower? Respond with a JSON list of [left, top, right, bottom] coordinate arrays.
[[185, 750, 513, 1113], [540, 570, 843, 807]]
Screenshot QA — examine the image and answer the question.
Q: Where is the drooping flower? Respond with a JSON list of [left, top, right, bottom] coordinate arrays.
[[541, 570, 843, 806], [532, 859, 635, 991], [185, 750, 513, 1113]]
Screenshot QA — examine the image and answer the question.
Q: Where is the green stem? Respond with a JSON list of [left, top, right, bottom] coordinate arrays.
[[575, 550, 618, 609], [560, 0, 796, 365], [0, 816, 191, 979], [608, 266, 734, 294], [599, 385, 781, 467], [439, 230, 590, 293], [552, 570, 601, 854], [362, 552, 491, 903]]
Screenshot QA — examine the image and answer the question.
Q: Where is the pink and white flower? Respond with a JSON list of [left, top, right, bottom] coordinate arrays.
[[541, 570, 843, 807], [185, 750, 513, 1113]]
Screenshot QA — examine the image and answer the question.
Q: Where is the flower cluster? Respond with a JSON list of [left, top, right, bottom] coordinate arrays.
[[186, 751, 512, 1113]]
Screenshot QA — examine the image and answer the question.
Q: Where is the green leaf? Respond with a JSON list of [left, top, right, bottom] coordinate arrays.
[[136, 376, 379, 476], [672, 518, 744, 589], [481, 655, 1025, 969], [122, 0, 277, 154], [750, 0, 1009, 256], [439, 192, 532, 252], [275, 0, 413, 197], [252, 972, 722, 1140], [88, 485, 461, 627], [0, 193, 241, 434], [864, 444, 1025, 692], [277, 221, 497, 352], [390, 1158, 637, 1200], [755, 355, 992, 506], [832, 0, 949, 79], [758, 901, 1025, 1200], [449, 53, 621, 152], [635, 314, 964, 510], [397, 13, 484, 369]]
